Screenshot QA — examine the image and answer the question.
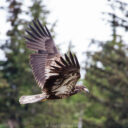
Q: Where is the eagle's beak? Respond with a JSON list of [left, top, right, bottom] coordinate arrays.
[[76, 85, 89, 93], [83, 87, 89, 93]]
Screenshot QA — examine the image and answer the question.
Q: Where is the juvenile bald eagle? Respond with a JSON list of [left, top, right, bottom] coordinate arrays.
[[19, 19, 89, 104]]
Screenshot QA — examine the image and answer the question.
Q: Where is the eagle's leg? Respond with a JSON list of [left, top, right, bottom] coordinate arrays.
[[69, 89, 80, 96], [41, 99, 47, 102]]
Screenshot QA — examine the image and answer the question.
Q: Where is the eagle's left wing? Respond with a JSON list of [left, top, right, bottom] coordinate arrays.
[[24, 19, 60, 89]]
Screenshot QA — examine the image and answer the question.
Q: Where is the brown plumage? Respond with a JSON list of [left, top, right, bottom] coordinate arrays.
[[19, 19, 89, 104]]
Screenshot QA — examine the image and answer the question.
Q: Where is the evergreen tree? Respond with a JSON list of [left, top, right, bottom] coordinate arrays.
[[0, 0, 55, 127], [105, 0, 128, 33], [83, 0, 128, 127], [84, 37, 128, 128], [0, 0, 82, 127]]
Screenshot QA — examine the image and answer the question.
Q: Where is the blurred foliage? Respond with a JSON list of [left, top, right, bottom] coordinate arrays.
[[0, 0, 128, 128], [83, 0, 128, 128], [106, 0, 128, 32], [84, 37, 128, 128], [0, 0, 85, 128]]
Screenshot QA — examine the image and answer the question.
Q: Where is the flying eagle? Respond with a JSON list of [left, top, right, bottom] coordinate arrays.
[[19, 19, 89, 104]]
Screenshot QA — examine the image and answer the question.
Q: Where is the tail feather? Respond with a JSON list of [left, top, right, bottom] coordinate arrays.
[[19, 93, 49, 104]]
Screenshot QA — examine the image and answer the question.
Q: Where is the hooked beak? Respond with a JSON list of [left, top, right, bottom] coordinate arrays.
[[76, 85, 89, 93], [83, 87, 89, 93]]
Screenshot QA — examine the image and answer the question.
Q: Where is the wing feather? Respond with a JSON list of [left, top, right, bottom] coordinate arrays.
[[25, 29, 39, 40], [25, 19, 58, 55], [44, 25, 52, 37], [69, 52, 76, 66], [32, 20, 44, 36], [44, 52, 80, 93], [28, 24, 41, 38], [60, 56, 68, 66], [37, 19, 48, 36], [25, 19, 60, 89], [55, 60, 65, 68], [64, 54, 72, 65], [74, 54, 80, 68], [30, 53, 48, 89]]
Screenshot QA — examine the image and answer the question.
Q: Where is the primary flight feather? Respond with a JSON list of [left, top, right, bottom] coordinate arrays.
[[19, 19, 89, 104]]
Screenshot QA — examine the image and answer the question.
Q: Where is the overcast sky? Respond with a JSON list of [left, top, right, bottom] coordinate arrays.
[[0, 0, 112, 61], [2, 0, 128, 75], [0, 0, 128, 77], [45, 0, 111, 59]]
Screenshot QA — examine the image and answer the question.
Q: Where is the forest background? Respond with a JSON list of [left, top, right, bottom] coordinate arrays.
[[0, 0, 128, 128]]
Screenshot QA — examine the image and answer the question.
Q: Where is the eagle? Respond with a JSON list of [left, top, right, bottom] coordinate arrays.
[[19, 19, 89, 104]]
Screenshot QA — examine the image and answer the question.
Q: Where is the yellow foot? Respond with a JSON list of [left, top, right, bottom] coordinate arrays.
[[41, 99, 47, 102]]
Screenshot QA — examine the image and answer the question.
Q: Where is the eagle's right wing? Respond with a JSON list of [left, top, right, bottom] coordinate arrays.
[[43, 52, 81, 95], [25, 19, 60, 89]]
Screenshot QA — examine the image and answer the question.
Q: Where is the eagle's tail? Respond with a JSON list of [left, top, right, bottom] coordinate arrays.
[[19, 93, 49, 104]]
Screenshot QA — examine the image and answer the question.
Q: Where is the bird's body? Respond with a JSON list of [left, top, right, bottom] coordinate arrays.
[[19, 19, 88, 104]]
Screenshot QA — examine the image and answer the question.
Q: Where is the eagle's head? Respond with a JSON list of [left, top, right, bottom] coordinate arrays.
[[75, 85, 89, 94]]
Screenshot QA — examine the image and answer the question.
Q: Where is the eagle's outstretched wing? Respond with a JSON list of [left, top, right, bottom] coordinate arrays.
[[43, 52, 80, 95], [25, 19, 59, 89]]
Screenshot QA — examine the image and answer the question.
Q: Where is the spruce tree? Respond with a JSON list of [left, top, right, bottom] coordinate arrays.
[[0, 0, 79, 127], [0, 0, 54, 127], [83, 0, 128, 127]]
